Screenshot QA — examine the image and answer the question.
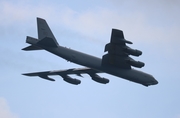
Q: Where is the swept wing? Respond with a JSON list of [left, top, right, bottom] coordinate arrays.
[[23, 68, 110, 85], [23, 67, 100, 77], [102, 29, 144, 69]]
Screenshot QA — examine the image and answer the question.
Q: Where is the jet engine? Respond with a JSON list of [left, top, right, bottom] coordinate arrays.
[[91, 74, 109, 84], [39, 75, 55, 81], [123, 46, 142, 56], [127, 60, 145, 68], [62, 75, 81, 85]]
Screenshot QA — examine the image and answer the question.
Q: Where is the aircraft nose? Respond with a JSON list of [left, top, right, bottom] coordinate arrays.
[[145, 74, 158, 86], [151, 76, 158, 85], [153, 79, 158, 85]]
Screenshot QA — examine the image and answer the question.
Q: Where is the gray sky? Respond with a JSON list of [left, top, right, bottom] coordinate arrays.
[[0, 0, 180, 118]]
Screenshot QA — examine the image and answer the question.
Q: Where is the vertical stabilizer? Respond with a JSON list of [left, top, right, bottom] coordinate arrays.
[[37, 17, 59, 46], [22, 18, 59, 51]]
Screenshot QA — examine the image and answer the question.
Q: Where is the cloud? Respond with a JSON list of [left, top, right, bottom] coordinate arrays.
[[0, 97, 18, 118], [109, 0, 180, 12], [0, 1, 156, 40], [1, 0, 180, 45], [0, 1, 55, 25]]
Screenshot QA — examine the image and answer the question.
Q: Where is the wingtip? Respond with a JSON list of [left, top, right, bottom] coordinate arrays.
[[22, 73, 35, 76], [22, 73, 29, 76], [21, 48, 26, 51]]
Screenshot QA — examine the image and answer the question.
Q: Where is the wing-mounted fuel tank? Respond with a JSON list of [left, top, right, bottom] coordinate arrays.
[[90, 74, 109, 84], [126, 57, 145, 68], [123, 46, 142, 56], [61, 75, 81, 85]]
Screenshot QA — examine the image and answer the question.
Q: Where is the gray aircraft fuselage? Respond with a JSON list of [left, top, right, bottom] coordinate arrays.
[[27, 38, 158, 86]]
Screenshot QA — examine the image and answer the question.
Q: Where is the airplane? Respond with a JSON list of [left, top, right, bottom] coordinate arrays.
[[22, 18, 158, 87]]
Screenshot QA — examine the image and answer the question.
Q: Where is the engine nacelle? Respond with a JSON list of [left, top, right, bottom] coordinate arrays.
[[91, 74, 109, 84], [39, 75, 55, 81], [127, 60, 145, 68], [124, 47, 142, 56], [62, 75, 81, 85]]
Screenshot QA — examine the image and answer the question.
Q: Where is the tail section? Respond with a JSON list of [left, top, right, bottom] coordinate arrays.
[[37, 18, 59, 46], [22, 36, 43, 51], [22, 18, 59, 51], [22, 45, 42, 51], [37, 18, 54, 39]]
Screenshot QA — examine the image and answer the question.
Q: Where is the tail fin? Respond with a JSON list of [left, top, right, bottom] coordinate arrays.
[[37, 18, 59, 45], [22, 18, 59, 51]]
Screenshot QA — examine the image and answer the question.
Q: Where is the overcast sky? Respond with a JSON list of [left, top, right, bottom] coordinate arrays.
[[0, 0, 180, 118]]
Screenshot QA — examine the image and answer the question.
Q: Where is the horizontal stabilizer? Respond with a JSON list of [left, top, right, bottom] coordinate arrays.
[[22, 45, 42, 51], [22, 36, 43, 51]]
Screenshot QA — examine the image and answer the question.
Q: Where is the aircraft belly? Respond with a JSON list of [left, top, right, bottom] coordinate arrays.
[[45, 46, 155, 86], [112, 68, 156, 86], [47, 47, 102, 69], [100, 67, 148, 85]]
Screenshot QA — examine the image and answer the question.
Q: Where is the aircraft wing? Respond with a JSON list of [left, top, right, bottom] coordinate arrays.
[[22, 68, 108, 85], [23, 67, 100, 76], [102, 29, 144, 69]]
